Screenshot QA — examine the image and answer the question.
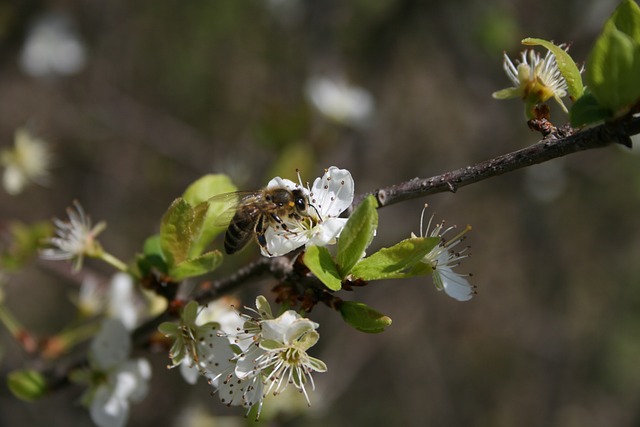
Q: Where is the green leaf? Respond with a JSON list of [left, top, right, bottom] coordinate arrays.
[[169, 250, 223, 280], [351, 237, 440, 280], [8, 370, 47, 401], [336, 195, 378, 277], [160, 198, 196, 267], [135, 234, 169, 277], [522, 37, 585, 99], [339, 301, 392, 334], [183, 174, 237, 206], [303, 245, 342, 291], [586, 23, 640, 114], [182, 174, 237, 256], [569, 91, 612, 126], [609, 0, 640, 44]]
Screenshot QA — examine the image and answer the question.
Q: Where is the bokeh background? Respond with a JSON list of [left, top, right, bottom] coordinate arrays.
[[2, 0, 640, 426]]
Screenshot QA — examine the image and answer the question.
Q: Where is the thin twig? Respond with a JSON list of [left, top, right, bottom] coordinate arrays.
[[351, 116, 640, 209]]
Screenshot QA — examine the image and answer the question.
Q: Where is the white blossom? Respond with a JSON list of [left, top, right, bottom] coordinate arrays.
[[414, 208, 476, 301], [1, 128, 51, 195], [262, 166, 354, 257], [493, 47, 571, 116], [40, 201, 106, 271], [305, 75, 374, 127], [20, 12, 87, 78], [83, 319, 151, 427]]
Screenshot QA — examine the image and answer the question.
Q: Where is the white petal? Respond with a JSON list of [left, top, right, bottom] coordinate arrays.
[[310, 167, 354, 218], [196, 324, 236, 376], [91, 319, 131, 370], [108, 273, 138, 330], [118, 359, 151, 402], [180, 355, 200, 385], [437, 267, 474, 301], [266, 177, 299, 191], [3, 165, 27, 195], [216, 372, 264, 409], [262, 227, 308, 257], [77, 274, 105, 315], [235, 346, 265, 379], [260, 311, 300, 341], [309, 217, 347, 246], [90, 385, 129, 427], [283, 318, 319, 344]]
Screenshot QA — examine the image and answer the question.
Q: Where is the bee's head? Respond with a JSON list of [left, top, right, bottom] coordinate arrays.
[[291, 188, 308, 212], [292, 188, 322, 222]]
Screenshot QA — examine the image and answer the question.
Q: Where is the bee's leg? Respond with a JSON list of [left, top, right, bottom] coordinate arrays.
[[269, 213, 290, 231], [255, 215, 272, 255]]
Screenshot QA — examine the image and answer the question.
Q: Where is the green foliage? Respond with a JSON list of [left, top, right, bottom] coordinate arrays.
[[570, 91, 613, 127], [350, 237, 439, 280], [136, 234, 167, 275], [339, 301, 392, 333], [336, 195, 378, 277], [169, 251, 223, 281], [182, 174, 237, 256], [135, 175, 236, 280], [522, 37, 585, 99], [610, 0, 640, 43], [160, 198, 204, 266], [154, 197, 222, 280], [7, 370, 47, 401], [303, 245, 342, 291], [576, 0, 640, 124]]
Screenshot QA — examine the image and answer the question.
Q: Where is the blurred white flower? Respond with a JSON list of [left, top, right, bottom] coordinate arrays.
[[262, 166, 354, 257], [1, 128, 51, 195], [84, 319, 151, 427], [40, 201, 106, 271], [413, 207, 476, 301], [76, 273, 148, 331], [20, 12, 87, 78], [305, 76, 374, 127], [107, 273, 139, 330]]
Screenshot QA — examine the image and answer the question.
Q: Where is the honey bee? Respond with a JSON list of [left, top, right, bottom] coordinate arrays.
[[214, 186, 317, 255]]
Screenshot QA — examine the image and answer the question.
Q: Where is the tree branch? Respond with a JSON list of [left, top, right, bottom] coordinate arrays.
[[352, 116, 640, 209]]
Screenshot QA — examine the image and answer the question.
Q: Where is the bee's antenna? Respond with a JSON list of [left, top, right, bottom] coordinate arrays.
[[310, 202, 323, 223]]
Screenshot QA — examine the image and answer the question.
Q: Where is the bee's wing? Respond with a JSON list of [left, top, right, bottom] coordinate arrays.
[[207, 191, 259, 227]]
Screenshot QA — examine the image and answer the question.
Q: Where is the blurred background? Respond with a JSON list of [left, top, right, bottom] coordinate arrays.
[[2, 0, 640, 426]]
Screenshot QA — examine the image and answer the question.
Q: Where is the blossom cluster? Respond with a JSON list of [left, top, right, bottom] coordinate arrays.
[[159, 296, 327, 418]]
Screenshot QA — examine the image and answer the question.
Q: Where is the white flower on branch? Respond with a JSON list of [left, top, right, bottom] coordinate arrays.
[[158, 301, 237, 385], [493, 47, 570, 116], [202, 296, 327, 419], [262, 166, 354, 257], [80, 319, 151, 427], [40, 201, 106, 271], [1, 127, 51, 195], [76, 273, 141, 330], [413, 207, 476, 302]]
